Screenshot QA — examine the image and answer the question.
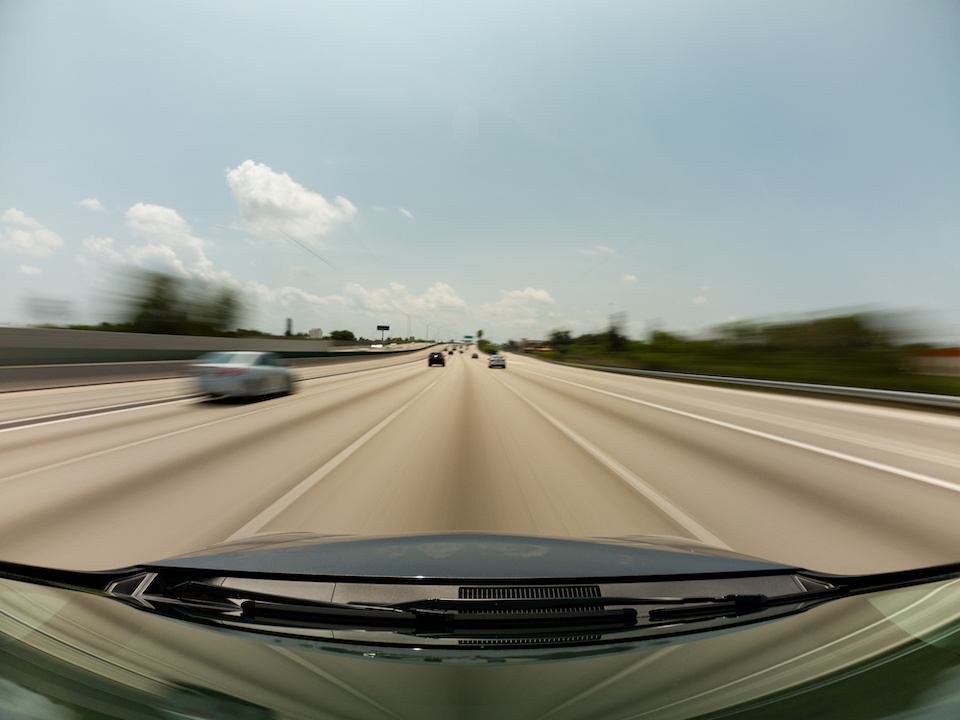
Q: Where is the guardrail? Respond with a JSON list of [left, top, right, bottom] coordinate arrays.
[[0, 345, 440, 392], [535, 358, 960, 411]]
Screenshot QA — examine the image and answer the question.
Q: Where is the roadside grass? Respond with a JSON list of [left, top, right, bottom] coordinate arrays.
[[535, 349, 960, 397]]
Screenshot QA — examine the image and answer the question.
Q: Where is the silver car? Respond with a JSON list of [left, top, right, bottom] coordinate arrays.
[[191, 351, 294, 399], [488, 354, 506, 368]]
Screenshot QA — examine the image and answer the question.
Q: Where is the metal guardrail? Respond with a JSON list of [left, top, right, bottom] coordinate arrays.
[[535, 358, 960, 411], [0, 347, 438, 393]]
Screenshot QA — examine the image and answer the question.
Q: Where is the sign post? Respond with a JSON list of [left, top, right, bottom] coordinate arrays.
[[377, 325, 390, 343]]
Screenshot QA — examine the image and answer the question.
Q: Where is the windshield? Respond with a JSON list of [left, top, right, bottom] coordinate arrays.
[[1, 1, 959, 718]]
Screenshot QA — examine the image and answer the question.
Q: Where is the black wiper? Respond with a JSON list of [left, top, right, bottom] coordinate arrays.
[[165, 579, 639, 633], [158, 581, 816, 632], [391, 595, 763, 612], [647, 565, 960, 624], [244, 599, 637, 634], [649, 593, 792, 623], [8, 557, 960, 637]]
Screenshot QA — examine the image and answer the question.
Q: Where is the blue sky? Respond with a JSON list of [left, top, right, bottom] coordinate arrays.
[[1, 0, 958, 342]]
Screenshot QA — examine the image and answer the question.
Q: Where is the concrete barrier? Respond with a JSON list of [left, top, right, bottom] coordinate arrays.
[[0, 326, 431, 392]]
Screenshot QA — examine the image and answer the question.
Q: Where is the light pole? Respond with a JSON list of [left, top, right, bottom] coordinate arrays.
[[425, 323, 433, 344], [399, 311, 410, 342], [436, 325, 446, 343]]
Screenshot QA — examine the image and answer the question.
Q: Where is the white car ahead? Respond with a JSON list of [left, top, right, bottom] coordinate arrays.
[[191, 351, 294, 399], [488, 355, 506, 368]]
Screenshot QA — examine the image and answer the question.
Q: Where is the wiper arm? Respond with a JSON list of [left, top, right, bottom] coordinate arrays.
[[244, 599, 638, 634], [138, 579, 640, 633], [58, 560, 960, 637], [648, 587, 853, 623], [392, 595, 762, 612], [161, 582, 819, 632]]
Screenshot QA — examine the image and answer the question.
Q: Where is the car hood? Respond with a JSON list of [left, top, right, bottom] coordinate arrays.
[[142, 531, 797, 580], [4, 533, 960, 718]]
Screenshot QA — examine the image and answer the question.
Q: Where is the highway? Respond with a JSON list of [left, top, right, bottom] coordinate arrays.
[[1, 347, 959, 575]]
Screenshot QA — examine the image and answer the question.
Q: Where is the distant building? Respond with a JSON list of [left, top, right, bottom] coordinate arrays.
[[911, 348, 960, 376], [308, 328, 323, 339], [519, 339, 553, 353]]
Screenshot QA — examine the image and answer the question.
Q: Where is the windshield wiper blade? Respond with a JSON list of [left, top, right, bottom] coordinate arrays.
[[146, 579, 640, 633], [243, 599, 638, 634], [647, 589, 848, 623], [391, 595, 760, 612]]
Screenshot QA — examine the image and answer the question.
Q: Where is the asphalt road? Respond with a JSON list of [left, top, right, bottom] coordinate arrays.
[[1, 347, 958, 575]]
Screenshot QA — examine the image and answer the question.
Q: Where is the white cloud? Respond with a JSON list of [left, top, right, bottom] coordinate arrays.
[[126, 203, 191, 238], [477, 287, 557, 331], [238, 280, 469, 331], [622, 274, 639, 285], [342, 281, 468, 315], [125, 203, 212, 277], [124, 242, 189, 276], [18, 265, 41, 275], [226, 160, 357, 241], [75, 198, 105, 211], [500, 287, 556, 304], [691, 296, 708, 305], [80, 236, 124, 264], [371, 206, 386, 212], [398, 207, 414, 220], [0, 208, 64, 257]]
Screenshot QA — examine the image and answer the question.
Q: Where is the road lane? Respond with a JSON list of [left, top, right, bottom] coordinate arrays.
[[253, 351, 694, 541], [0, 348, 957, 577], [0, 348, 433, 427]]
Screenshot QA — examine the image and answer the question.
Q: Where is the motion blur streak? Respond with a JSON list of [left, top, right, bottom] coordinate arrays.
[[0, 349, 958, 575], [517, 368, 960, 494]]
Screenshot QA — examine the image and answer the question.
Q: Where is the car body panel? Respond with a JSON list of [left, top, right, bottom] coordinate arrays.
[[192, 351, 293, 398], [145, 531, 798, 579], [4, 533, 960, 719]]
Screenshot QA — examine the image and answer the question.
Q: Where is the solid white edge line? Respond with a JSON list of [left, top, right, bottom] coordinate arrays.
[[0, 356, 426, 433], [519, 367, 960, 495], [225, 371, 447, 541], [0, 398, 299, 487], [496, 378, 731, 549], [0, 397, 198, 434], [0, 361, 429, 485]]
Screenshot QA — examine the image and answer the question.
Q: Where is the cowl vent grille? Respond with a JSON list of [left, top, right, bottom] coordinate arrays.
[[457, 585, 604, 614], [459, 635, 602, 646], [459, 586, 601, 600]]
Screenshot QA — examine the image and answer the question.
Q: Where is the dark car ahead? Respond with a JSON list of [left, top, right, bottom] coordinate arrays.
[[428, 352, 445, 366]]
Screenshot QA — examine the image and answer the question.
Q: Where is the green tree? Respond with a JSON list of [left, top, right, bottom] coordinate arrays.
[[124, 270, 242, 336], [329, 329, 356, 341], [549, 329, 573, 351], [131, 273, 187, 334]]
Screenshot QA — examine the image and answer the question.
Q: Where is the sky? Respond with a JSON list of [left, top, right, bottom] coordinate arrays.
[[1, 0, 958, 343]]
